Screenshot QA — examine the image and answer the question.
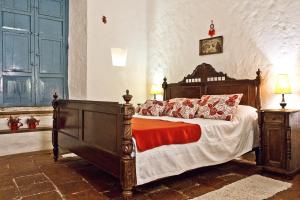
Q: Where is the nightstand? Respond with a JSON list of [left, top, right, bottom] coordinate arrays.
[[259, 109, 300, 177]]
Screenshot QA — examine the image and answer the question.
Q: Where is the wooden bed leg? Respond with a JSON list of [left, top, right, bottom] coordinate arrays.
[[121, 90, 135, 200], [254, 147, 262, 165], [52, 93, 59, 162]]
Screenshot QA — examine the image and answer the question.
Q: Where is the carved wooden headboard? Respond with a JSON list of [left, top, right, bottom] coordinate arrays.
[[162, 63, 261, 109]]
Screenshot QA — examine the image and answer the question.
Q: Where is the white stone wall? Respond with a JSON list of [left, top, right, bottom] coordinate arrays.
[[147, 0, 300, 109], [86, 0, 147, 104], [68, 0, 87, 99]]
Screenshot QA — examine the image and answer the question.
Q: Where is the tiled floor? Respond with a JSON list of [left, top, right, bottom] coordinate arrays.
[[0, 151, 299, 200]]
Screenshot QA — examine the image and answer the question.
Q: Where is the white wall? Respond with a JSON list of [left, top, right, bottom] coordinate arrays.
[[68, 0, 87, 99], [86, 0, 147, 104], [147, 0, 300, 109]]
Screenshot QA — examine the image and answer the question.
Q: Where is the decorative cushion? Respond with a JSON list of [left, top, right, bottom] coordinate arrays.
[[163, 98, 185, 115], [138, 100, 166, 116], [195, 94, 243, 121], [135, 104, 142, 113], [164, 98, 200, 119]]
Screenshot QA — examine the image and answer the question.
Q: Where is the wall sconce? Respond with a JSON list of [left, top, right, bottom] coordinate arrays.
[[274, 74, 292, 109], [111, 48, 127, 67], [150, 84, 163, 100]]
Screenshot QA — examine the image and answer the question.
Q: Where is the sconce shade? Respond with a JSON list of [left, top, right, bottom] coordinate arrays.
[[111, 48, 127, 67], [150, 84, 163, 95], [274, 74, 292, 94]]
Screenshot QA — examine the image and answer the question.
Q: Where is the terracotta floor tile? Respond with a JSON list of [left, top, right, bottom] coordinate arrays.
[[0, 151, 299, 200], [22, 191, 62, 200], [217, 172, 245, 184], [0, 175, 15, 190], [197, 168, 228, 180], [64, 189, 109, 200], [15, 173, 48, 187], [65, 159, 93, 170], [56, 180, 92, 195], [136, 183, 168, 194], [33, 153, 56, 167], [131, 191, 152, 200], [9, 158, 41, 177], [180, 183, 215, 198], [42, 165, 83, 185], [88, 179, 113, 192], [102, 187, 123, 199], [0, 160, 9, 172], [39, 163, 69, 173], [19, 181, 55, 196], [147, 188, 187, 200], [76, 166, 116, 184], [0, 167, 11, 177], [47, 174, 84, 186], [163, 177, 198, 191], [197, 176, 227, 189], [0, 186, 20, 200]]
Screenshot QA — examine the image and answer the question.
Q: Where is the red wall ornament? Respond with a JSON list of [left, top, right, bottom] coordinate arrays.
[[102, 16, 107, 24], [208, 20, 216, 37]]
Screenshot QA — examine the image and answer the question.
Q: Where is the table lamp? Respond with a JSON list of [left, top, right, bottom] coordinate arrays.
[[274, 74, 292, 109], [150, 84, 163, 100]]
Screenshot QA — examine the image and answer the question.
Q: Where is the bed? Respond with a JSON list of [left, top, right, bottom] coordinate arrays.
[[52, 63, 262, 199]]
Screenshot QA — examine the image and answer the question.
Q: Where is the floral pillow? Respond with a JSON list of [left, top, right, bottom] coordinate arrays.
[[195, 94, 243, 121], [138, 100, 166, 116], [164, 98, 200, 119], [163, 98, 185, 115]]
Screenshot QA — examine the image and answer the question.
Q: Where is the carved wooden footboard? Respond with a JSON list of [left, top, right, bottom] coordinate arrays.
[[52, 90, 135, 199]]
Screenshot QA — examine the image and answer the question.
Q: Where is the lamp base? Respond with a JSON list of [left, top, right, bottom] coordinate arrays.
[[280, 102, 287, 109], [153, 94, 156, 100], [280, 94, 287, 109]]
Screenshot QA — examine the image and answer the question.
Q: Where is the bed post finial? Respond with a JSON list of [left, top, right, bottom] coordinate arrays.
[[255, 69, 262, 110], [121, 90, 135, 200], [255, 69, 263, 166], [162, 77, 168, 100], [53, 92, 58, 101], [52, 92, 59, 161], [123, 89, 133, 104]]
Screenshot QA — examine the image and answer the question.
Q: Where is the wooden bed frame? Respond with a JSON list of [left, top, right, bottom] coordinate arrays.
[[52, 63, 262, 199]]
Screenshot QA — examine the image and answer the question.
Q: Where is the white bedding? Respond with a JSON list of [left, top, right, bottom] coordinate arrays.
[[133, 105, 258, 185]]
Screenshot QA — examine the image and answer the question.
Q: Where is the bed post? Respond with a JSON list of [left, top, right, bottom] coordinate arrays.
[[121, 90, 135, 200], [255, 69, 261, 110], [52, 92, 59, 161], [255, 69, 262, 165], [162, 77, 168, 101]]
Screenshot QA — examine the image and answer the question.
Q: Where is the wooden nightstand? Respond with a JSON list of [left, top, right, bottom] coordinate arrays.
[[259, 109, 300, 177]]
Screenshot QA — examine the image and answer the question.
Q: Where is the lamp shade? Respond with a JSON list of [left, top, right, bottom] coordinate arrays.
[[274, 74, 292, 94], [111, 48, 127, 67], [150, 84, 163, 95]]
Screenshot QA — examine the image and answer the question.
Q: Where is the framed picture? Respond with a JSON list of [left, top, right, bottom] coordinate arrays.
[[199, 36, 223, 55]]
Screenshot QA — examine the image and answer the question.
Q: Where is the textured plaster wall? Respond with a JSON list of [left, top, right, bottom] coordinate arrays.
[[86, 0, 147, 104], [68, 0, 87, 99], [147, 0, 300, 108]]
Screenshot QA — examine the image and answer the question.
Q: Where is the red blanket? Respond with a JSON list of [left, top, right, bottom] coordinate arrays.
[[132, 118, 201, 152]]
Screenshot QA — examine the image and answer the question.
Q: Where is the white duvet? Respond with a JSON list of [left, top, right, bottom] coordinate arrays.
[[133, 105, 258, 185]]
